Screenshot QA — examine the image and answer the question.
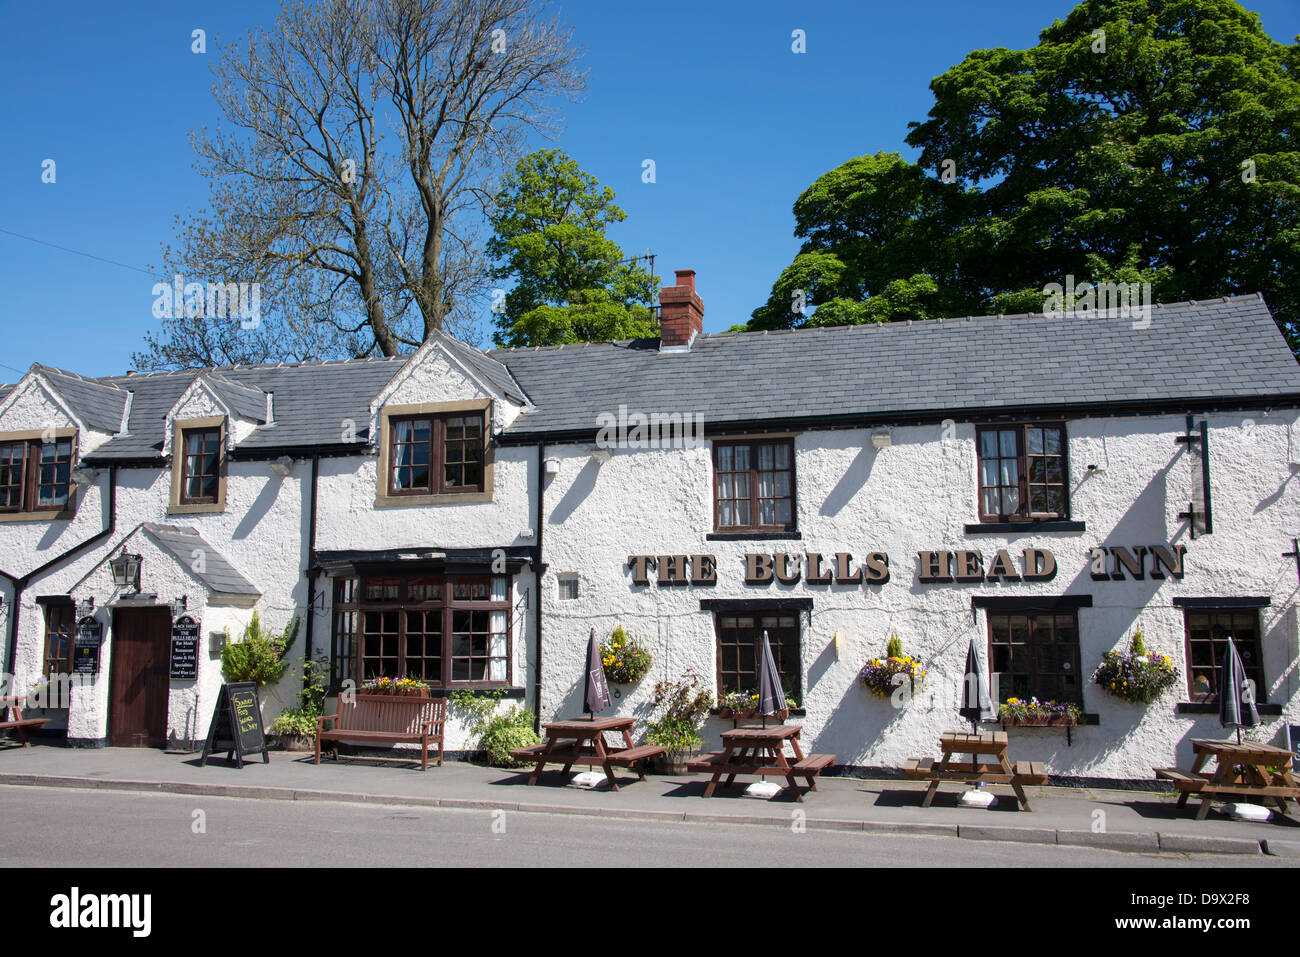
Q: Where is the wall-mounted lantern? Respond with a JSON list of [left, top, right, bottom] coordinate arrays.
[[109, 552, 142, 593], [170, 595, 188, 619]]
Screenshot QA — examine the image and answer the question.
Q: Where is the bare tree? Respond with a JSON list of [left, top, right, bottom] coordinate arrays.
[[136, 0, 585, 371]]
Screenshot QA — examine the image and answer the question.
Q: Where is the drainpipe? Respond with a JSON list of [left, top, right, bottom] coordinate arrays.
[[3, 465, 117, 678], [303, 455, 320, 661], [533, 443, 545, 733]]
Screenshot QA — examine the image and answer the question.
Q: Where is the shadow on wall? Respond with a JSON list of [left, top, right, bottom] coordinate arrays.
[[819, 444, 875, 518], [233, 473, 286, 540], [548, 458, 600, 526]]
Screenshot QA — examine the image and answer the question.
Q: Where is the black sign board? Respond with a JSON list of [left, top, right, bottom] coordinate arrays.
[[71, 618, 103, 676], [1290, 725, 1300, 773], [199, 682, 269, 768], [169, 615, 200, 680]]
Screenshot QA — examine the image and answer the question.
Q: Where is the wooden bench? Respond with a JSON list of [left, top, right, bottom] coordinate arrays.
[[1156, 739, 1300, 820], [316, 694, 446, 771], [1014, 760, 1049, 785], [0, 696, 51, 748], [508, 742, 666, 771]]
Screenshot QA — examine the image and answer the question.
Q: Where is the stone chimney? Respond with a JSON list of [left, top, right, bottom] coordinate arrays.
[[659, 269, 704, 351]]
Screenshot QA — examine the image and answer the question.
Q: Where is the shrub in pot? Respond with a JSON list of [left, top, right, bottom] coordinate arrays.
[[645, 669, 713, 773]]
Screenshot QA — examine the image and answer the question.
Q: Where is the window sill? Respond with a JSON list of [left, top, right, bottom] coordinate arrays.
[[1176, 701, 1282, 716], [964, 520, 1086, 535], [168, 502, 225, 515], [0, 509, 76, 523], [328, 686, 524, 700], [375, 489, 492, 507], [706, 530, 802, 541]]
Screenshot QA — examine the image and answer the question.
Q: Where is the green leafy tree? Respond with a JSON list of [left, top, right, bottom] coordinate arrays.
[[488, 149, 659, 347], [752, 0, 1300, 353]]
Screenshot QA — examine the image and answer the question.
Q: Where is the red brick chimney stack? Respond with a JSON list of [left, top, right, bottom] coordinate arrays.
[[659, 269, 704, 350]]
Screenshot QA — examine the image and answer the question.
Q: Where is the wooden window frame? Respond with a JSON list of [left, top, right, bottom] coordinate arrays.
[[178, 426, 222, 505], [711, 438, 797, 533], [332, 572, 513, 690], [975, 422, 1069, 523], [42, 601, 75, 677], [713, 611, 802, 699], [0, 434, 77, 520], [374, 401, 494, 507], [386, 411, 486, 498], [986, 608, 1084, 705], [168, 416, 227, 515], [1182, 608, 1267, 703]]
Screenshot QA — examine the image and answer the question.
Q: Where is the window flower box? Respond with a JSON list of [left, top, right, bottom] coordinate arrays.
[[360, 677, 432, 697], [998, 697, 1081, 727]]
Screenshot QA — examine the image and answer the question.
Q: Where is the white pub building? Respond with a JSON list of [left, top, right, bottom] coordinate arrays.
[[2, 270, 1298, 783]]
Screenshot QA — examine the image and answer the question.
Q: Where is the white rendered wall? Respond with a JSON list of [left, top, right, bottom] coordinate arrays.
[[537, 411, 1300, 780]]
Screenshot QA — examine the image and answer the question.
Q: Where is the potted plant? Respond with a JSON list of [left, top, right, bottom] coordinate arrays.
[[600, 625, 652, 684], [858, 633, 927, 698], [998, 697, 1082, 727], [1094, 626, 1178, 703], [267, 654, 329, 750], [645, 669, 713, 773], [221, 613, 298, 688]]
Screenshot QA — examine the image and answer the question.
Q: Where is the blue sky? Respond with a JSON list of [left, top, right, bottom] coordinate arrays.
[[2, 0, 1297, 379]]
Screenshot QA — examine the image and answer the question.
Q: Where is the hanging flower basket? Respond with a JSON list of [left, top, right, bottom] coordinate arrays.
[[1093, 629, 1178, 703], [600, 626, 652, 684], [858, 656, 926, 698]]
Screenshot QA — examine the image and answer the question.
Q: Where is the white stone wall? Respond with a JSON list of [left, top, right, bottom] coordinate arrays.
[[536, 411, 1300, 780]]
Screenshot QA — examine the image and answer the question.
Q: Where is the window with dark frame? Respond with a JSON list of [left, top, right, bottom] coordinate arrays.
[[389, 412, 485, 496], [987, 609, 1083, 704], [1183, 609, 1266, 702], [42, 603, 74, 676], [713, 439, 795, 532], [976, 424, 1067, 522], [715, 612, 801, 700], [0, 437, 74, 513], [329, 572, 509, 689], [180, 427, 221, 504]]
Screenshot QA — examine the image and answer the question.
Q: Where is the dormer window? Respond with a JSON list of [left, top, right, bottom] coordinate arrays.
[[168, 416, 226, 514], [180, 427, 222, 504], [0, 436, 73, 514], [390, 412, 484, 495]]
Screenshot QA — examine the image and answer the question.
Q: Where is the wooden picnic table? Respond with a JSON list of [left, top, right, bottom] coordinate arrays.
[[0, 696, 51, 748], [1155, 738, 1300, 820], [511, 716, 664, 790], [685, 724, 834, 802], [904, 730, 1046, 811]]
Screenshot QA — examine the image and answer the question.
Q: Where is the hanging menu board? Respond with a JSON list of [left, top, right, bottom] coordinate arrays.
[[71, 618, 103, 676], [169, 615, 200, 680], [199, 682, 269, 768]]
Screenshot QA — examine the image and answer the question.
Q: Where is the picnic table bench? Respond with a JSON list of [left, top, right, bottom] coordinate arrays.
[[1154, 738, 1300, 820], [685, 724, 834, 801], [904, 730, 1045, 810], [510, 716, 665, 790], [315, 694, 446, 770], [0, 696, 51, 748]]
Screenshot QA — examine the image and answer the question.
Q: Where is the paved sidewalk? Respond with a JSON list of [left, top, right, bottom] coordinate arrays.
[[2, 743, 1298, 857]]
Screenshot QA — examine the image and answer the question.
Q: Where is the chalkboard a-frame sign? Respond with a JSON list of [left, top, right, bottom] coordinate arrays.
[[200, 682, 269, 768]]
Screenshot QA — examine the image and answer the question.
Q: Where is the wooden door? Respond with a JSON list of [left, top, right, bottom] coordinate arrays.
[[109, 607, 171, 747]]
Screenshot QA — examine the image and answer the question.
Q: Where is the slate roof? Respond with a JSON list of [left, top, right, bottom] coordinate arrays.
[[4, 294, 1296, 461], [141, 523, 261, 599], [32, 364, 130, 433], [200, 373, 270, 423], [489, 295, 1300, 438]]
